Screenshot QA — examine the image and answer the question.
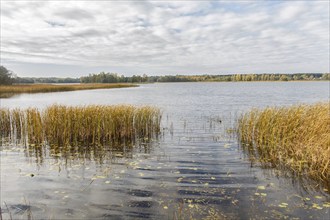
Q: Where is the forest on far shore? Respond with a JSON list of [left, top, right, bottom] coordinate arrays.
[[1, 65, 329, 85]]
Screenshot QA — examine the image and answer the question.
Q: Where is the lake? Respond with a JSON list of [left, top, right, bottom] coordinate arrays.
[[1, 82, 329, 219]]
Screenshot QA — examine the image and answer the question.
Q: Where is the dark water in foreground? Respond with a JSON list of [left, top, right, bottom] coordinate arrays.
[[1, 82, 329, 219]]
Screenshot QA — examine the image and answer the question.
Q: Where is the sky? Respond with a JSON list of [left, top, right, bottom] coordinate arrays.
[[0, 0, 329, 77]]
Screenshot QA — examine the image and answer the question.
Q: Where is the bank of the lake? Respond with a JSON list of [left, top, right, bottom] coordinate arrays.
[[0, 83, 137, 98]]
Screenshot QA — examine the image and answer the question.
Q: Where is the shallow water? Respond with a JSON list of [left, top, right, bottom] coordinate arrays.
[[1, 82, 329, 219]]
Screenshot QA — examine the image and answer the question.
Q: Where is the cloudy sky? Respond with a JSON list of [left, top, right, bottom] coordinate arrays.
[[0, 0, 329, 77]]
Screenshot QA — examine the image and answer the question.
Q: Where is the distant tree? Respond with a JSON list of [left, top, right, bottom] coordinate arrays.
[[321, 73, 330, 80], [0, 66, 15, 85], [280, 75, 288, 81]]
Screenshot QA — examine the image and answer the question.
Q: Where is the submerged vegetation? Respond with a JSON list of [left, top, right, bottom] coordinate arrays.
[[0, 83, 137, 98], [238, 103, 330, 186], [0, 105, 161, 148]]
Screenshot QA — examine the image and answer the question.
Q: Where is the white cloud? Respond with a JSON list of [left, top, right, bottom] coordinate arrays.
[[0, 0, 329, 77]]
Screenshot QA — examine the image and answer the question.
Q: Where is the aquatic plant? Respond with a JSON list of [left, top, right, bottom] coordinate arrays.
[[237, 103, 330, 185], [0, 105, 161, 148], [0, 83, 137, 98]]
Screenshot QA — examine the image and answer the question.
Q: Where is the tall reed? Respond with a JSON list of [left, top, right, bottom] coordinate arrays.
[[0, 105, 161, 148], [237, 103, 330, 184]]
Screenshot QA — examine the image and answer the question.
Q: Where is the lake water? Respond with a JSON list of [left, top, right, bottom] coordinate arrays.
[[1, 82, 329, 219]]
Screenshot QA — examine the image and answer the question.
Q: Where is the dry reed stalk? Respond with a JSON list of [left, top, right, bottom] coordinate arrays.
[[0, 104, 161, 149], [238, 103, 330, 184], [0, 83, 137, 97]]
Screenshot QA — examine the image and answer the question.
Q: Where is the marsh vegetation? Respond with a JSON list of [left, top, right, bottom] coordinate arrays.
[[0, 104, 161, 148], [238, 103, 330, 188], [0, 83, 137, 98]]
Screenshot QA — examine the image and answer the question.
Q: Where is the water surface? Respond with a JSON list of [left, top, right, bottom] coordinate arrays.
[[1, 82, 329, 219]]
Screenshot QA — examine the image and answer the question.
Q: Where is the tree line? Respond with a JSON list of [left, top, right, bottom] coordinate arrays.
[[80, 72, 329, 83], [1, 65, 329, 85]]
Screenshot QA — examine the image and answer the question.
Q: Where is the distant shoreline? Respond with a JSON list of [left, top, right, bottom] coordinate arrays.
[[13, 73, 330, 84], [0, 83, 137, 98]]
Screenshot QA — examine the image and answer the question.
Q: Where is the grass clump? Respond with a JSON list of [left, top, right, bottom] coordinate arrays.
[[237, 103, 330, 185], [0, 104, 161, 148], [0, 83, 137, 97]]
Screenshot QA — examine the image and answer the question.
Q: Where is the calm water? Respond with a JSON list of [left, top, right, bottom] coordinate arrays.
[[1, 82, 329, 219]]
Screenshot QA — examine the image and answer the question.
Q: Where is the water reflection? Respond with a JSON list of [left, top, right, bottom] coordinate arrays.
[[240, 143, 330, 195], [7, 137, 157, 168]]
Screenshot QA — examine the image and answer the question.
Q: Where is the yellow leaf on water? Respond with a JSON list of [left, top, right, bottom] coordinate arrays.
[[315, 196, 323, 199], [163, 206, 168, 210], [312, 203, 323, 210], [211, 177, 216, 180], [257, 186, 266, 190], [224, 144, 231, 148], [260, 193, 267, 197], [323, 203, 330, 208]]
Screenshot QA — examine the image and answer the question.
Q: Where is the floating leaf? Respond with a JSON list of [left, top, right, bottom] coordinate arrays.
[[315, 196, 323, 199], [163, 206, 168, 210], [323, 202, 330, 208], [260, 193, 267, 197], [312, 203, 323, 210], [105, 181, 111, 184], [211, 177, 216, 180], [92, 175, 106, 180], [257, 186, 266, 190], [224, 144, 231, 148]]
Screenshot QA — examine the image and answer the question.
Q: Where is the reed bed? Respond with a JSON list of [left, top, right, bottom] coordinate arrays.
[[0, 105, 161, 148], [0, 83, 136, 97], [237, 103, 330, 184]]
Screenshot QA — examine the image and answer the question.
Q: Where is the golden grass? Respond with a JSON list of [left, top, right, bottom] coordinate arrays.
[[0, 104, 161, 148], [237, 103, 330, 184], [0, 83, 137, 97]]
